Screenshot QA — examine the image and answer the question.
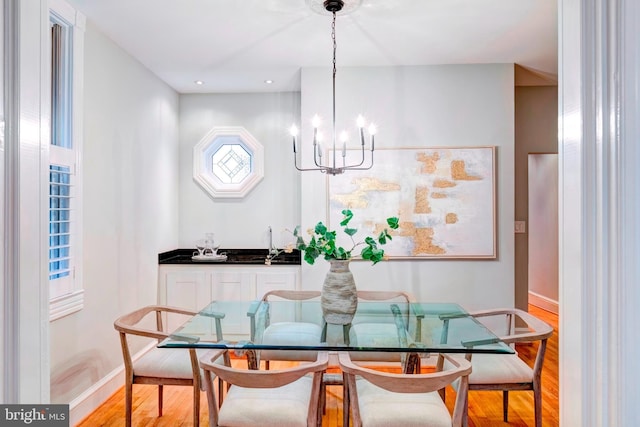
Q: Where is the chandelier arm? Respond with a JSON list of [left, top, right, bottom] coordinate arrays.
[[294, 158, 332, 173], [341, 151, 375, 171]]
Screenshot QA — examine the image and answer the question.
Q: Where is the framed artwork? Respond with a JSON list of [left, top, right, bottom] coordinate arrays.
[[327, 146, 496, 259]]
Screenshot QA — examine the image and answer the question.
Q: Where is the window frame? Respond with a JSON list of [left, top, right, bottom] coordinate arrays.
[[48, 0, 85, 321], [193, 126, 264, 199]]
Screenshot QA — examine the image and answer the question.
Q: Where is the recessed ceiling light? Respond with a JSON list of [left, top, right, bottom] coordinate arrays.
[[264, 79, 274, 84], [194, 80, 204, 85]]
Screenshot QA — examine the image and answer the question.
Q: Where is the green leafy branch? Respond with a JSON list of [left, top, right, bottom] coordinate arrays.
[[292, 209, 399, 265]]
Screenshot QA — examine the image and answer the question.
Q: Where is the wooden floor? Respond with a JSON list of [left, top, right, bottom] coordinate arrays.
[[78, 305, 558, 426]]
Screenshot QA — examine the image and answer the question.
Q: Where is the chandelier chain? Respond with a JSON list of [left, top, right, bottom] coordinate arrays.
[[332, 12, 337, 78], [331, 11, 337, 167]]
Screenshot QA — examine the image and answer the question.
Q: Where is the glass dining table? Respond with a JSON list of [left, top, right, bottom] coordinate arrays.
[[158, 299, 514, 358], [159, 298, 513, 426]]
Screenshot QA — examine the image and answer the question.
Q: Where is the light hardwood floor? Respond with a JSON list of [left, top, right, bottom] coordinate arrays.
[[78, 305, 558, 426]]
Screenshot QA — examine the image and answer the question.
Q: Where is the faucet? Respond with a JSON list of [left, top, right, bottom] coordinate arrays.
[[267, 226, 278, 256], [266, 226, 279, 265]]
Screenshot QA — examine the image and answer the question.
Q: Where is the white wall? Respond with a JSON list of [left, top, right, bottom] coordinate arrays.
[[528, 153, 558, 311], [49, 21, 180, 406], [299, 64, 515, 310], [178, 92, 300, 250]]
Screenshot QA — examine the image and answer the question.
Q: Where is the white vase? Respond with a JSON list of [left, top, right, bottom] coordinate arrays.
[[321, 259, 357, 325]]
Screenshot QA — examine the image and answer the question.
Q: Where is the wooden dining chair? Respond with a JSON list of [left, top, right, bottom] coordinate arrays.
[[348, 290, 425, 363], [339, 351, 472, 427], [113, 305, 229, 427], [200, 349, 329, 427], [444, 308, 553, 427], [246, 290, 323, 368]]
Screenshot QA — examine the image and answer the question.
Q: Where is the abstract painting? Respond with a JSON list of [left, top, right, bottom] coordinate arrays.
[[327, 147, 496, 259]]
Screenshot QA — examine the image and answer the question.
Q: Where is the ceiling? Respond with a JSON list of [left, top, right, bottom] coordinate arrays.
[[65, 0, 558, 94]]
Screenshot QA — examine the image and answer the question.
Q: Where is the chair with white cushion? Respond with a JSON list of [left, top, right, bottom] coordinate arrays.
[[339, 351, 472, 427], [445, 308, 553, 427], [200, 349, 329, 427], [114, 305, 229, 427], [348, 290, 425, 366], [247, 290, 323, 368]]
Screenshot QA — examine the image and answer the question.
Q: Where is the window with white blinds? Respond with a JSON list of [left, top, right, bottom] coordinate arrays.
[[49, 165, 72, 281], [49, 0, 84, 320]]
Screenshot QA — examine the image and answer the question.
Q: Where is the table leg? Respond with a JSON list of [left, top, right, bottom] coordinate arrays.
[[403, 352, 421, 374], [245, 349, 259, 370]]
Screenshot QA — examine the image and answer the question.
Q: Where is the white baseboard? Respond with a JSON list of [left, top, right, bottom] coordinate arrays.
[[69, 342, 156, 426], [528, 291, 559, 314]]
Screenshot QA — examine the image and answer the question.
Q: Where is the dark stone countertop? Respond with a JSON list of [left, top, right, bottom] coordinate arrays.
[[158, 248, 301, 265]]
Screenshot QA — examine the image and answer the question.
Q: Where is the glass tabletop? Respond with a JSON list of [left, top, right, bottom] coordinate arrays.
[[158, 300, 514, 354]]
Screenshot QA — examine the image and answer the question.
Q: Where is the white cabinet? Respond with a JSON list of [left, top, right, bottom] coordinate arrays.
[[161, 270, 211, 332], [158, 264, 300, 338]]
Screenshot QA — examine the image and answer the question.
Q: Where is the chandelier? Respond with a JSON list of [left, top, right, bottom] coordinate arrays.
[[291, 0, 376, 175]]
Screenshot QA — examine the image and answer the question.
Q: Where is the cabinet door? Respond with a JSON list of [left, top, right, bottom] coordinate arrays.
[[255, 270, 298, 298], [211, 270, 254, 338], [255, 270, 301, 324], [163, 270, 211, 332]]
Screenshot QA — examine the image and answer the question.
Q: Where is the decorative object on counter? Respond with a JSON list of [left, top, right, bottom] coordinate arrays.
[[192, 233, 224, 260], [292, 209, 399, 324], [192, 254, 227, 262], [204, 233, 219, 255], [290, 0, 376, 176]]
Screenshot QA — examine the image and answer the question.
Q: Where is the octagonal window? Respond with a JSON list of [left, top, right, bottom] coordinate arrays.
[[193, 127, 264, 198]]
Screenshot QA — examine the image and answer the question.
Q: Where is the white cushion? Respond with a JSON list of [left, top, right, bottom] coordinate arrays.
[[354, 377, 452, 427], [218, 375, 314, 427], [260, 322, 322, 361], [134, 348, 220, 385], [467, 353, 534, 384], [262, 322, 323, 344], [446, 353, 533, 390]]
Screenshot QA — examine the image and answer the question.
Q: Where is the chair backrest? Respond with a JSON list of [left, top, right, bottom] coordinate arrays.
[[261, 289, 321, 302], [114, 305, 200, 371], [248, 290, 322, 341], [200, 350, 329, 426], [339, 352, 471, 426], [469, 308, 553, 375], [353, 290, 412, 324]]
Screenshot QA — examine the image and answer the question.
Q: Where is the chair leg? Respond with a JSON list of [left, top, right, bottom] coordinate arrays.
[[534, 387, 543, 427], [125, 382, 133, 427], [502, 390, 509, 422], [462, 395, 469, 427], [218, 377, 224, 406], [158, 384, 163, 417], [193, 384, 200, 427]]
